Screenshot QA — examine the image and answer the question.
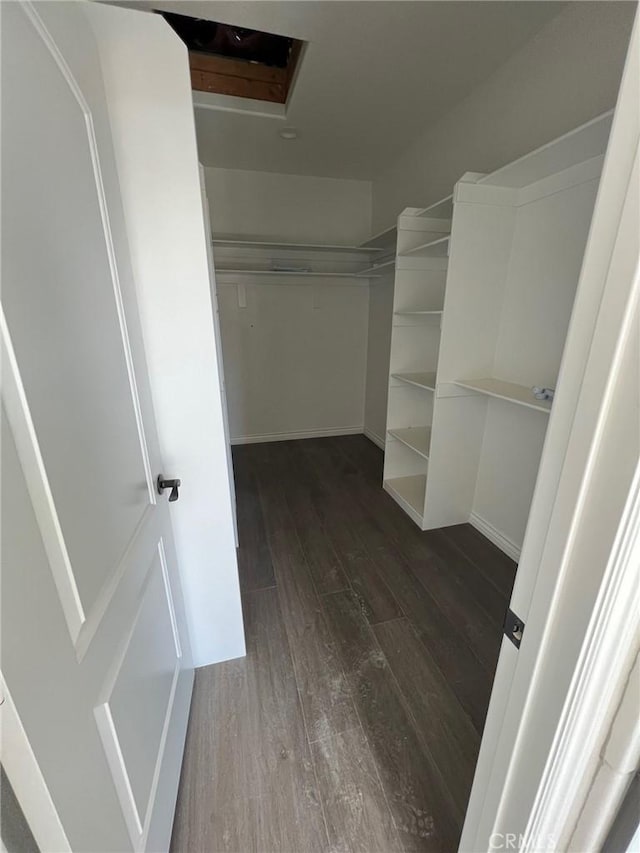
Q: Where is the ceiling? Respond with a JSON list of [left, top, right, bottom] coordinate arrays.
[[129, 1, 566, 180]]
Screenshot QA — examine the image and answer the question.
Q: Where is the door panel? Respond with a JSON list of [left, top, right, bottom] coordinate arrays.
[[96, 542, 182, 843], [2, 1, 153, 623], [2, 404, 133, 852], [1, 3, 194, 850]]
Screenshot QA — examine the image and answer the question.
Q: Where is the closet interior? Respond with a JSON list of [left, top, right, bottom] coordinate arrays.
[[212, 111, 612, 563], [175, 4, 636, 850]]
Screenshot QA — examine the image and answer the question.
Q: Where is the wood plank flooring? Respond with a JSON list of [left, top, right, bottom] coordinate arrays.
[[171, 435, 516, 853]]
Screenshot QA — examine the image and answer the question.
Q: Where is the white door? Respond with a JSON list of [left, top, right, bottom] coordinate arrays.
[[199, 167, 238, 543], [1, 3, 194, 851]]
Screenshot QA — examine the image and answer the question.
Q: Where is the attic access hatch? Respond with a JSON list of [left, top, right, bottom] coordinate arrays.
[[161, 12, 303, 105]]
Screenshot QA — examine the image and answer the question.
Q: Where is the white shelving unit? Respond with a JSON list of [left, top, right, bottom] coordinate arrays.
[[356, 224, 398, 279], [215, 268, 379, 279], [359, 222, 398, 252], [402, 235, 450, 258], [388, 427, 431, 459], [384, 473, 428, 527], [381, 112, 613, 560], [391, 372, 438, 391], [213, 238, 383, 254], [357, 257, 396, 277], [383, 199, 452, 518], [212, 237, 386, 282]]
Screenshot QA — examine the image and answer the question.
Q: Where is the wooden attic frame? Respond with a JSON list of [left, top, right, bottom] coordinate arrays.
[[189, 40, 303, 104]]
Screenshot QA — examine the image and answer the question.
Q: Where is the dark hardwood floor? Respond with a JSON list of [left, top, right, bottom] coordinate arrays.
[[171, 435, 516, 853]]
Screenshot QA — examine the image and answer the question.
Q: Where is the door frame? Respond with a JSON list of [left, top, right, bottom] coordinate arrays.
[[528, 465, 640, 849], [461, 10, 639, 850]]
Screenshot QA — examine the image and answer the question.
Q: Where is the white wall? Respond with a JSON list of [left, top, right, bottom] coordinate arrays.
[[372, 2, 635, 231], [204, 167, 373, 443], [217, 281, 369, 442], [89, 5, 245, 667], [204, 167, 372, 244]]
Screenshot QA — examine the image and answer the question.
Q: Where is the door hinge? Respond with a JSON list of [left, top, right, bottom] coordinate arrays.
[[504, 608, 525, 649]]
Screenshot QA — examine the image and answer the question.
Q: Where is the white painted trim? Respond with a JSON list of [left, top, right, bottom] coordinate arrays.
[[136, 542, 185, 853], [517, 155, 604, 208], [457, 153, 604, 210], [192, 89, 285, 119], [0, 675, 71, 852], [480, 110, 613, 189], [94, 703, 143, 841], [523, 465, 640, 849], [469, 511, 521, 562], [230, 425, 363, 445], [364, 427, 386, 450], [138, 664, 181, 853]]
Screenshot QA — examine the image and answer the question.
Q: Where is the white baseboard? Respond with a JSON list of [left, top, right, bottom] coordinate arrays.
[[231, 425, 363, 445], [470, 511, 521, 562], [363, 427, 386, 450]]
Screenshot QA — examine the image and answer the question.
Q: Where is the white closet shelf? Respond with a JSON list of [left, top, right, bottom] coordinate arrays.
[[391, 372, 437, 391], [357, 257, 396, 276], [383, 474, 426, 524], [388, 427, 431, 460], [453, 378, 552, 413], [359, 223, 397, 251], [213, 238, 383, 254], [402, 235, 450, 258], [394, 309, 443, 316], [216, 268, 380, 278], [416, 194, 454, 219]]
